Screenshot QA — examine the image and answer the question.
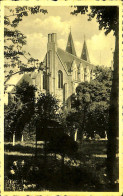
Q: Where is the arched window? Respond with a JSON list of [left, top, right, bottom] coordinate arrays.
[[80, 65, 84, 82], [84, 68, 87, 81], [75, 70, 77, 80], [90, 70, 93, 80], [87, 68, 90, 82], [43, 72, 46, 90], [84, 67, 90, 82], [72, 60, 77, 81], [58, 70, 63, 88]]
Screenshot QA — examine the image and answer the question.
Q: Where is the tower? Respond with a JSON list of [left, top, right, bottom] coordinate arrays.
[[47, 33, 57, 94], [81, 36, 90, 62], [66, 31, 76, 56]]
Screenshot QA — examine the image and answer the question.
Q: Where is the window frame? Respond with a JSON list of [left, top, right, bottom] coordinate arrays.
[[58, 70, 63, 89]]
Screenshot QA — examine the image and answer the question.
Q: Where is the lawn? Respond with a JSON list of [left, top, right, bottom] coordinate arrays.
[[4, 140, 119, 192]]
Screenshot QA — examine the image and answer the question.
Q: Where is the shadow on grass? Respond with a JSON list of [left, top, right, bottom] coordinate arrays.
[[4, 154, 119, 192], [78, 140, 107, 155], [4, 143, 43, 155], [4, 141, 119, 192]]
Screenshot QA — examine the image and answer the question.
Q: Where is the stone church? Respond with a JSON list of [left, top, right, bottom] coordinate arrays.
[[5, 31, 94, 107], [41, 31, 94, 106]]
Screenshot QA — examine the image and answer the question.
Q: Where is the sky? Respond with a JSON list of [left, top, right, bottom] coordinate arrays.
[[5, 6, 115, 67]]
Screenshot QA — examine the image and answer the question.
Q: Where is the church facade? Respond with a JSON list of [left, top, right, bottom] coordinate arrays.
[[41, 31, 94, 106], [5, 31, 94, 107]]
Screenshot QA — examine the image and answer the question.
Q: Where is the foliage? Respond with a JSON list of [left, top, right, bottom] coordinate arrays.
[[5, 140, 119, 191], [72, 6, 119, 36], [35, 93, 61, 154], [5, 159, 37, 191], [35, 93, 60, 124], [72, 6, 119, 184], [4, 80, 36, 140], [19, 66, 36, 72], [4, 102, 19, 140], [66, 66, 112, 139], [5, 81, 63, 143], [16, 80, 36, 104], [4, 6, 47, 83], [85, 102, 109, 138]]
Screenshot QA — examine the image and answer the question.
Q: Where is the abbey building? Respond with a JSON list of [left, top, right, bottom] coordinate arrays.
[[5, 31, 94, 106], [42, 31, 94, 106]]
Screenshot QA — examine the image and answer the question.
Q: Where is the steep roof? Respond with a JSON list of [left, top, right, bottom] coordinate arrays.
[[57, 48, 93, 73], [5, 73, 33, 94], [81, 40, 90, 62], [66, 31, 76, 56]]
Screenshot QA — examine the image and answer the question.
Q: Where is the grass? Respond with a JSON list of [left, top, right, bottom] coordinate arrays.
[[4, 140, 119, 192], [78, 140, 107, 155], [4, 154, 105, 191], [4, 143, 43, 155]]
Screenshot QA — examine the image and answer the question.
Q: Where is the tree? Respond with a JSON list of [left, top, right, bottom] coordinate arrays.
[[4, 80, 36, 142], [66, 110, 82, 140], [47, 131, 78, 180], [34, 93, 61, 158], [67, 66, 112, 141], [35, 93, 60, 124], [4, 6, 47, 82], [85, 101, 109, 138], [72, 6, 119, 185], [34, 93, 78, 162], [4, 102, 18, 142], [15, 80, 36, 133]]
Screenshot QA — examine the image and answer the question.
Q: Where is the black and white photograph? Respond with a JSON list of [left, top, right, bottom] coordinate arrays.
[[2, 2, 120, 193]]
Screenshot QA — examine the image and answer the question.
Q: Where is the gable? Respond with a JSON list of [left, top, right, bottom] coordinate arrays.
[[57, 48, 93, 73], [6, 73, 33, 94]]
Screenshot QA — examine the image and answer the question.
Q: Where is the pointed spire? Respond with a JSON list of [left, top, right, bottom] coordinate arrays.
[[66, 29, 76, 56], [81, 36, 90, 62]]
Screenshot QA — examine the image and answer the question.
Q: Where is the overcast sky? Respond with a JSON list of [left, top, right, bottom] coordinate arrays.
[[5, 6, 115, 67]]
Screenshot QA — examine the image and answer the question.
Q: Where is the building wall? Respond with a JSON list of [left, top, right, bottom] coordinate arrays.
[[46, 33, 73, 106], [5, 33, 94, 108], [44, 33, 94, 107], [54, 56, 72, 106]]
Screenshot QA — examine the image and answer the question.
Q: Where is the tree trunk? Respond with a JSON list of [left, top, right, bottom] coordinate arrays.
[[80, 104, 86, 143], [74, 129, 78, 141], [35, 127, 37, 157], [44, 139, 47, 162], [61, 153, 65, 186], [13, 133, 15, 146], [21, 134, 23, 142], [107, 33, 119, 185]]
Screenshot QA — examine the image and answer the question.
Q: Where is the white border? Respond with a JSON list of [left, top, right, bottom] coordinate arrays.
[[0, 0, 122, 195]]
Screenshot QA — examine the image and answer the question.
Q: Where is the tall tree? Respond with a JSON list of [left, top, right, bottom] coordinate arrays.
[[4, 80, 36, 141], [4, 6, 47, 82], [68, 66, 112, 140], [34, 93, 60, 158], [72, 6, 119, 184]]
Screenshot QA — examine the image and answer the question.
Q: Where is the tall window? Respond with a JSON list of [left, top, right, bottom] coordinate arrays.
[[84, 68, 87, 81], [75, 69, 77, 80], [80, 66, 84, 82], [90, 70, 93, 80], [87, 68, 90, 82], [43, 72, 46, 90], [58, 70, 63, 88]]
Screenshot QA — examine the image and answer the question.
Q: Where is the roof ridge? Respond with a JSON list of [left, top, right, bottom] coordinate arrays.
[[57, 47, 93, 66], [56, 51, 71, 76]]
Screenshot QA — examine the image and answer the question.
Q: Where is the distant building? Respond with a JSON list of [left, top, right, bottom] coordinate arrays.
[[5, 31, 94, 107]]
